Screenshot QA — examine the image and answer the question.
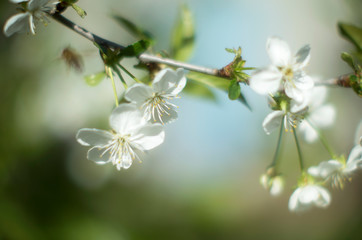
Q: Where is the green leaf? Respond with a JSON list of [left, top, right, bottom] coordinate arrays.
[[120, 39, 151, 57], [112, 15, 153, 41], [338, 23, 362, 51], [171, 5, 195, 61], [228, 80, 241, 100], [341, 52, 356, 70], [84, 71, 106, 86], [187, 72, 229, 90], [183, 80, 217, 101], [187, 72, 251, 109], [71, 3, 87, 18]]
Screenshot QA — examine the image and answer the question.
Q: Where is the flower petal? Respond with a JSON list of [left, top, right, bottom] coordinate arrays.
[[308, 160, 342, 179], [262, 110, 284, 135], [153, 68, 176, 93], [298, 121, 318, 143], [266, 37, 292, 67], [249, 67, 282, 95], [76, 128, 114, 147], [3, 13, 30, 37], [130, 124, 165, 151], [168, 68, 187, 95], [309, 104, 336, 128], [125, 84, 153, 105], [109, 104, 145, 134], [288, 188, 302, 211], [87, 146, 112, 164], [28, 0, 49, 11], [294, 44, 311, 69], [294, 72, 314, 90], [284, 82, 304, 102], [10, 0, 28, 3], [346, 145, 362, 165], [314, 186, 331, 208]]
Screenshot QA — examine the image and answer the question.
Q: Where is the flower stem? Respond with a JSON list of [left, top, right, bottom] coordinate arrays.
[[270, 120, 284, 168], [307, 120, 337, 158], [117, 63, 141, 83], [112, 66, 128, 89], [293, 128, 304, 172], [106, 67, 119, 107]]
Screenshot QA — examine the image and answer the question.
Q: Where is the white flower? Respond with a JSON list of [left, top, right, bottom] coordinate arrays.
[[250, 37, 314, 102], [288, 184, 331, 212], [260, 174, 284, 196], [298, 86, 336, 143], [3, 0, 53, 37], [125, 68, 187, 124], [308, 144, 362, 187], [76, 104, 165, 170], [262, 101, 307, 135]]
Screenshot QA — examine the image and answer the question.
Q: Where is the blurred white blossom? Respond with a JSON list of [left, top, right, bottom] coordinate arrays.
[[76, 104, 165, 170], [125, 68, 186, 124], [3, 0, 53, 37], [298, 86, 336, 143], [262, 101, 307, 135], [288, 184, 331, 212], [308, 144, 362, 188], [250, 37, 314, 102], [260, 174, 284, 196]]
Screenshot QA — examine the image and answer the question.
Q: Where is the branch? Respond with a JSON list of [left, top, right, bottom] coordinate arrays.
[[50, 12, 221, 76]]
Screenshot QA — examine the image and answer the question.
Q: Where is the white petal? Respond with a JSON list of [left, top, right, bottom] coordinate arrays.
[[308, 160, 342, 179], [299, 186, 318, 204], [288, 188, 302, 211], [130, 124, 165, 151], [125, 84, 153, 105], [308, 105, 336, 128], [306, 86, 327, 108], [76, 128, 114, 147], [262, 111, 284, 135], [154, 107, 178, 124], [284, 82, 304, 102], [10, 0, 28, 3], [153, 68, 178, 93], [121, 154, 133, 169], [294, 73, 314, 90], [270, 177, 284, 196], [266, 37, 292, 67], [87, 146, 112, 165], [346, 145, 362, 165], [109, 104, 145, 134], [249, 67, 282, 95], [3, 13, 30, 37], [168, 68, 187, 95], [28, 0, 49, 11], [294, 45, 311, 69], [314, 186, 331, 208], [299, 122, 318, 143]]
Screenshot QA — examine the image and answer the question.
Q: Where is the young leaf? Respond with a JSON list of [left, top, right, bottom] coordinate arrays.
[[171, 5, 195, 61], [112, 15, 153, 41], [183, 80, 217, 101], [338, 23, 362, 51], [71, 4, 87, 18], [120, 39, 151, 57], [341, 52, 356, 70], [187, 72, 251, 109], [228, 80, 241, 100], [84, 71, 106, 86]]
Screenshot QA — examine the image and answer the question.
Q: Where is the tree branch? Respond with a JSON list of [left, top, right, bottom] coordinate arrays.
[[50, 12, 220, 76]]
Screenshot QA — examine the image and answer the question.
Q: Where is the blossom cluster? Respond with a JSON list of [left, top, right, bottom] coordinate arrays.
[[252, 37, 362, 213], [76, 68, 187, 170]]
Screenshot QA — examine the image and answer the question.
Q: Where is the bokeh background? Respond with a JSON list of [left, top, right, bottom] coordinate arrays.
[[1, 0, 362, 239]]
